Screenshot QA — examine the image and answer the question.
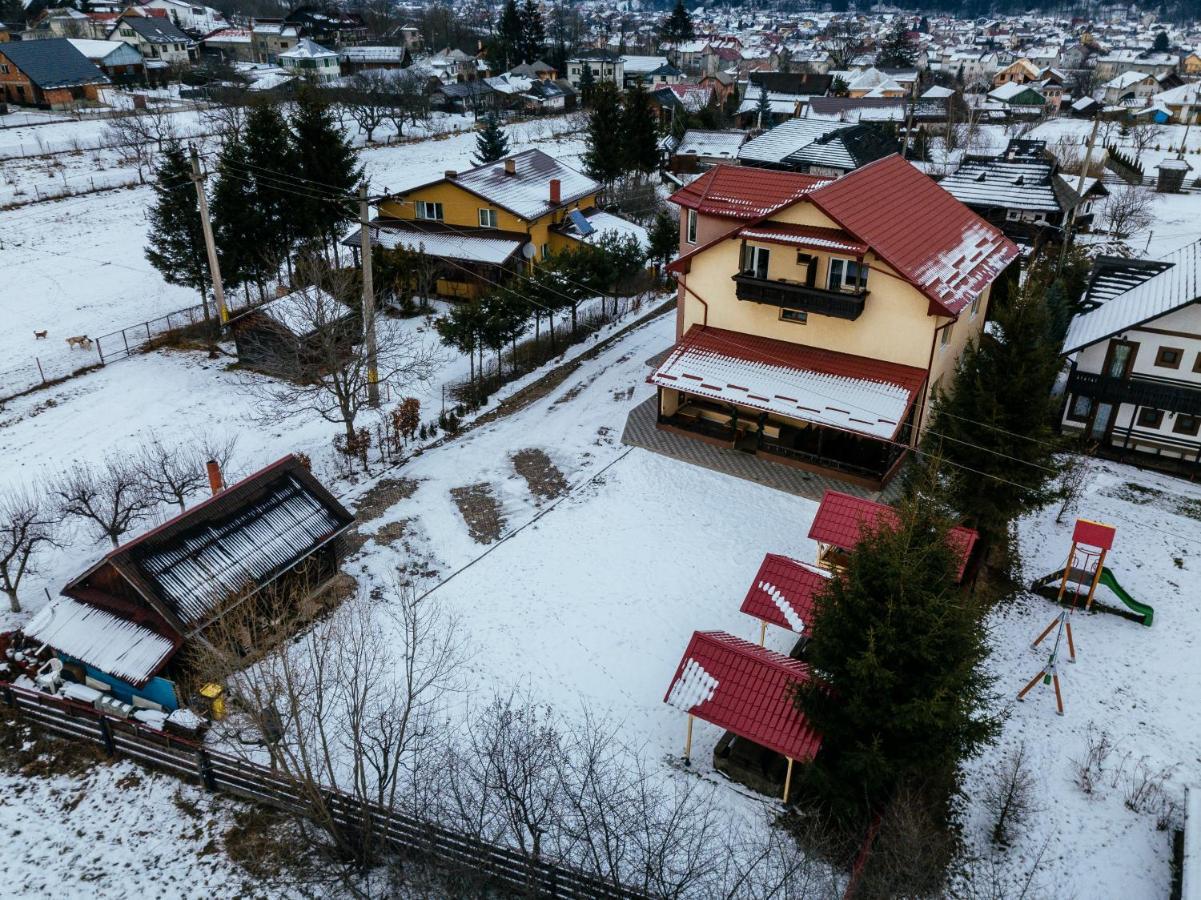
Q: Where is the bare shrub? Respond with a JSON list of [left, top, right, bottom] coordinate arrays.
[[982, 742, 1038, 847], [854, 782, 957, 900], [1123, 757, 1174, 815], [1072, 725, 1113, 796]]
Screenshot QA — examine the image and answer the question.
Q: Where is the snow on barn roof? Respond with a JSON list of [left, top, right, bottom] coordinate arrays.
[[342, 220, 525, 265], [664, 631, 822, 762], [807, 155, 1019, 316], [256, 287, 351, 336], [1063, 240, 1201, 354], [939, 159, 1062, 213], [808, 490, 979, 581], [649, 326, 927, 441], [739, 554, 830, 635], [63, 456, 354, 634], [738, 118, 847, 165], [558, 209, 649, 250], [396, 149, 598, 222], [669, 165, 830, 220], [279, 37, 336, 60], [25, 598, 177, 686], [675, 129, 747, 160]]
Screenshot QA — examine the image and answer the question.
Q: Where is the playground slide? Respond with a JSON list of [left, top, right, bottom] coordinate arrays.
[[1097, 568, 1154, 627]]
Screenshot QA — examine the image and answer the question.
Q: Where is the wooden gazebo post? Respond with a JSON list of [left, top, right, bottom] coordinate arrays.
[[683, 714, 694, 767], [783, 756, 795, 803]]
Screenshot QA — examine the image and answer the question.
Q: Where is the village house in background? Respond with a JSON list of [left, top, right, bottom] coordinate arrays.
[[0, 38, 109, 109], [1061, 242, 1201, 474], [654, 156, 1018, 491]]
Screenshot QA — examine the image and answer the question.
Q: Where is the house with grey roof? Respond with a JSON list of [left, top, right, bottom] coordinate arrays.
[[108, 13, 194, 67], [0, 37, 110, 109]]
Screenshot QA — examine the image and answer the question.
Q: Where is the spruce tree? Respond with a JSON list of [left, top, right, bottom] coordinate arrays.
[[473, 111, 510, 164], [497, 0, 522, 68], [876, 19, 916, 68], [578, 58, 596, 106], [583, 82, 625, 186], [145, 141, 210, 313], [1152, 30, 1169, 52], [620, 80, 660, 180], [517, 0, 545, 65], [243, 102, 301, 283], [291, 86, 362, 259], [211, 134, 262, 299], [917, 281, 1065, 546], [755, 83, 772, 130], [798, 495, 997, 822], [647, 208, 679, 275], [659, 0, 694, 47]]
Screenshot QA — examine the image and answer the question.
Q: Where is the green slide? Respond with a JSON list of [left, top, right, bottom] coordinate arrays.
[[1097, 568, 1154, 627]]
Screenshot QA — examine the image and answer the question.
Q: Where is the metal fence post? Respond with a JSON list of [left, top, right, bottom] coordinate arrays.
[[97, 716, 116, 756], [196, 747, 217, 791]]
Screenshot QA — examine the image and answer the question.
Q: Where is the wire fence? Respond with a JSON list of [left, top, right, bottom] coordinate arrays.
[[1, 682, 648, 899], [0, 170, 143, 207]]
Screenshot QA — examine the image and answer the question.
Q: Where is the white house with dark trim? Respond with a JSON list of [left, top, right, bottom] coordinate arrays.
[[1061, 241, 1201, 472]]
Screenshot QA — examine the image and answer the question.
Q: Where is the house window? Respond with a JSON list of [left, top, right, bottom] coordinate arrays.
[[415, 201, 443, 221], [0, 64, 8, 75], [1174, 414, 1201, 436], [686, 208, 697, 244], [478, 208, 498, 228], [827, 258, 867, 292], [742, 244, 770, 279], [1137, 408, 1164, 429], [940, 323, 953, 350], [780, 308, 808, 324], [1066, 394, 1092, 423], [970, 293, 982, 319], [541, 243, 550, 259], [1155, 346, 1184, 369], [1193, 352, 1201, 374], [1006, 209, 1021, 221]]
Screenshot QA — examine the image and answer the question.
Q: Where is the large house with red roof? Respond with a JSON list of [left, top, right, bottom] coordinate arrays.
[[657, 155, 1019, 491]]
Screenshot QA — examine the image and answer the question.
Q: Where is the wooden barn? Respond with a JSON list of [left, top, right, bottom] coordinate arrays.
[[230, 287, 358, 378]]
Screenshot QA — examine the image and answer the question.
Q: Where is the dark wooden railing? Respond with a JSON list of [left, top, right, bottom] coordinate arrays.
[[732, 274, 866, 320], [1, 683, 647, 899], [1068, 370, 1201, 416]]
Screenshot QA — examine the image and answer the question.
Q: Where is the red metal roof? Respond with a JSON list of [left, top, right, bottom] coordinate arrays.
[[739, 554, 831, 634], [808, 155, 1019, 317], [663, 631, 823, 762], [1072, 518, 1116, 551], [737, 222, 868, 256], [807, 490, 979, 581], [669, 164, 830, 221]]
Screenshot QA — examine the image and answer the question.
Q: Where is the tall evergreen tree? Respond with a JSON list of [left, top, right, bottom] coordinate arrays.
[[647, 208, 679, 276], [755, 83, 773, 130], [916, 281, 1065, 546], [517, 0, 545, 64], [473, 111, 510, 164], [496, 0, 522, 68], [1152, 30, 1170, 52], [577, 58, 596, 106], [145, 141, 210, 313], [620, 80, 659, 179], [798, 495, 997, 822], [583, 82, 624, 186], [210, 135, 262, 299], [658, 0, 694, 47], [876, 19, 917, 68], [291, 86, 363, 259], [243, 102, 301, 282]]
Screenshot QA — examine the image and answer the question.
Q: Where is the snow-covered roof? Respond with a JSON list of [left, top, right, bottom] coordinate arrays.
[[1064, 240, 1201, 353], [988, 80, 1044, 102], [258, 287, 350, 335], [1104, 69, 1156, 90], [621, 54, 670, 73], [347, 221, 524, 265], [26, 598, 176, 686], [920, 85, 955, 99], [435, 149, 598, 221], [279, 37, 336, 60], [339, 45, 405, 62], [739, 118, 840, 164], [650, 326, 926, 441], [65, 38, 138, 60], [560, 210, 649, 251], [675, 128, 746, 159], [939, 159, 1061, 213]]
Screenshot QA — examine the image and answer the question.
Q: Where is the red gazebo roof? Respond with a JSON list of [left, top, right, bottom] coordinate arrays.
[[807, 490, 979, 581], [739, 553, 831, 634], [663, 631, 823, 762]]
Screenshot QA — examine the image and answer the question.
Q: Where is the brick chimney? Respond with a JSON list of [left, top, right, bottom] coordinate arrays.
[[503, 157, 516, 176], [444, 169, 457, 179], [206, 459, 224, 496], [549, 178, 561, 204]]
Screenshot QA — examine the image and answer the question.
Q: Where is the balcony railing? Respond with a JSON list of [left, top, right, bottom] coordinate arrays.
[[1068, 370, 1201, 416], [732, 273, 866, 320]]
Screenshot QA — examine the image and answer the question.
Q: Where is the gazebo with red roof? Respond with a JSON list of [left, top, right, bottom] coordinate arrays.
[[739, 553, 831, 644], [663, 630, 823, 801]]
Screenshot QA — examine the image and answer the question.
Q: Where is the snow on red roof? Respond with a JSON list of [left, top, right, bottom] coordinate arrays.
[[807, 490, 979, 581], [664, 631, 822, 762], [808, 155, 1019, 317], [738, 222, 868, 255], [669, 164, 830, 221], [739, 554, 831, 634]]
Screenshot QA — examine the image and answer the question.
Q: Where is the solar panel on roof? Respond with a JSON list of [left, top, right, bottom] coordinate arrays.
[[568, 209, 594, 236]]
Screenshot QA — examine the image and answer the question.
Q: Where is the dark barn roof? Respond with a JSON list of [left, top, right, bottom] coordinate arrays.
[[118, 14, 190, 44], [0, 38, 110, 89], [64, 455, 355, 635]]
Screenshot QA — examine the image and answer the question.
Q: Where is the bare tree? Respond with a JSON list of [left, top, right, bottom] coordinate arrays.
[[103, 114, 156, 184], [821, 19, 865, 69], [1099, 184, 1156, 238], [0, 488, 60, 613], [246, 265, 441, 449], [343, 71, 393, 143], [1129, 121, 1166, 165], [134, 433, 240, 512], [982, 742, 1038, 847], [52, 458, 157, 547]]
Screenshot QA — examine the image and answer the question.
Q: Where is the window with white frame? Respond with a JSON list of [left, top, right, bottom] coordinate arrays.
[[478, 208, 498, 228], [416, 201, 444, 221], [827, 258, 867, 292], [1005, 209, 1021, 221], [940, 323, 953, 349], [969, 293, 982, 319], [686, 208, 697, 244], [742, 244, 770, 279]]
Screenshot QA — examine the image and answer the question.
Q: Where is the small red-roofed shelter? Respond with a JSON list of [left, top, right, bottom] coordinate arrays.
[[807, 490, 979, 582], [663, 630, 822, 801], [739, 553, 831, 644]]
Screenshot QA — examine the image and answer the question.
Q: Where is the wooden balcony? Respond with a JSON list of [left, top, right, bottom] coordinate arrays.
[[1068, 369, 1201, 416], [732, 273, 867, 320]]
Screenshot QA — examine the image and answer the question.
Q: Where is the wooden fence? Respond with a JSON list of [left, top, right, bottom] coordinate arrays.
[[1, 682, 647, 899]]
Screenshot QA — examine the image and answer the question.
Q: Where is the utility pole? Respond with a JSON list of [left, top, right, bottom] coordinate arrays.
[[359, 182, 380, 408], [190, 144, 228, 324], [1057, 113, 1101, 275]]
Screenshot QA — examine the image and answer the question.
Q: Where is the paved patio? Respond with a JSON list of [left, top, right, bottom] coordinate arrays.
[[620, 395, 907, 503]]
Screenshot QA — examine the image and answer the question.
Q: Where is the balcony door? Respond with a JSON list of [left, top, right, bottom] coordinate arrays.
[[742, 245, 770, 280], [1088, 340, 1138, 441]]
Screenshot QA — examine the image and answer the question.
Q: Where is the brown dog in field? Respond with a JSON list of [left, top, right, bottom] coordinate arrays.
[[34, 330, 47, 340], [66, 335, 93, 350]]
